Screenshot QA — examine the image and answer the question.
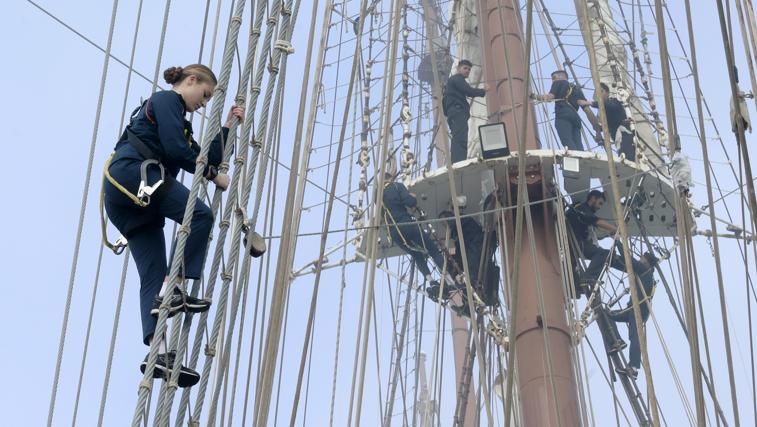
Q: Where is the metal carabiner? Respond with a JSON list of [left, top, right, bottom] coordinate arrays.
[[112, 235, 128, 255], [137, 159, 165, 206]]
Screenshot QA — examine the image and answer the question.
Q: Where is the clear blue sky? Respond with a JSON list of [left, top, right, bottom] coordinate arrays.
[[1, 0, 756, 425]]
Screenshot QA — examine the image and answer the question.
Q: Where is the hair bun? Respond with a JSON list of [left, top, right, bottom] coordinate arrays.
[[163, 66, 184, 84]]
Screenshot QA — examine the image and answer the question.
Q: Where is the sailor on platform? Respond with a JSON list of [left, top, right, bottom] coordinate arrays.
[[442, 59, 489, 163]]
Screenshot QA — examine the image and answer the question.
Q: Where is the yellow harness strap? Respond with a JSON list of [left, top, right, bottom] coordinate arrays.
[[100, 151, 149, 253]]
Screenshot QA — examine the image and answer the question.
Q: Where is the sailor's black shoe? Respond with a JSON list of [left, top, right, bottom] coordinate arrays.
[[150, 290, 211, 316], [150, 293, 184, 318], [183, 293, 211, 313], [140, 351, 200, 388]]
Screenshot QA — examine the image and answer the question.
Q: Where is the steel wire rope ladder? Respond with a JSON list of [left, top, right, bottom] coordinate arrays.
[[206, 1, 303, 422], [170, 0, 272, 423], [130, 0, 249, 424]]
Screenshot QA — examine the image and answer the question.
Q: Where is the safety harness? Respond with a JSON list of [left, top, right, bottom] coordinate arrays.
[[99, 98, 186, 254], [382, 182, 429, 254]]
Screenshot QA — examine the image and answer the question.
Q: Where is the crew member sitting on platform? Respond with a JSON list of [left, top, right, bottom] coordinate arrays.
[[533, 70, 600, 151], [103, 64, 244, 387], [382, 173, 459, 300], [591, 82, 636, 161], [442, 59, 489, 163], [566, 190, 625, 294], [608, 251, 658, 380]]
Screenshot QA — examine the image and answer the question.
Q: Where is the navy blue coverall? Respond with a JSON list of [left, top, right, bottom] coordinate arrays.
[[549, 80, 587, 151], [104, 90, 229, 345], [609, 261, 655, 370], [382, 182, 446, 278]]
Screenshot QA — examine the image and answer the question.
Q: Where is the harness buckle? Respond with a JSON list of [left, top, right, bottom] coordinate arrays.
[[137, 159, 165, 206]]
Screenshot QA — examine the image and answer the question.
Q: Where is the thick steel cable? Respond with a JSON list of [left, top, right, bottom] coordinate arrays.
[[239, 100, 282, 426], [172, 1, 270, 423], [225, 47, 288, 427], [157, 2, 258, 421], [130, 0, 248, 423], [207, 1, 302, 423], [243, 0, 322, 420], [207, 6, 302, 420], [47, 1, 120, 425]]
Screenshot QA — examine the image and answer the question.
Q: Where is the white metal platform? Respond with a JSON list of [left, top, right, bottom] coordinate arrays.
[[360, 149, 678, 260]]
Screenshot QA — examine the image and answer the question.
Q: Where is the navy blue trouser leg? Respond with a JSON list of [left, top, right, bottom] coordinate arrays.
[[611, 307, 649, 369], [157, 180, 214, 280], [555, 117, 584, 151], [393, 223, 446, 277], [581, 243, 626, 281], [447, 110, 469, 163], [128, 225, 167, 345]]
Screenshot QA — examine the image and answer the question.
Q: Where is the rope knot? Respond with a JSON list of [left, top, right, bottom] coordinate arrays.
[[252, 138, 263, 148], [267, 15, 277, 25], [196, 154, 209, 167], [139, 379, 153, 391], [251, 85, 261, 95], [281, 6, 292, 16], [167, 380, 179, 390], [231, 15, 242, 25], [179, 224, 191, 235], [221, 271, 233, 281], [219, 219, 231, 228], [233, 156, 245, 166]]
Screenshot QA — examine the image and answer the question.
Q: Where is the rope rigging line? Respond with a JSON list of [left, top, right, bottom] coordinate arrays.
[[47, 1, 121, 425], [576, 0, 661, 424], [246, 0, 325, 422]]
